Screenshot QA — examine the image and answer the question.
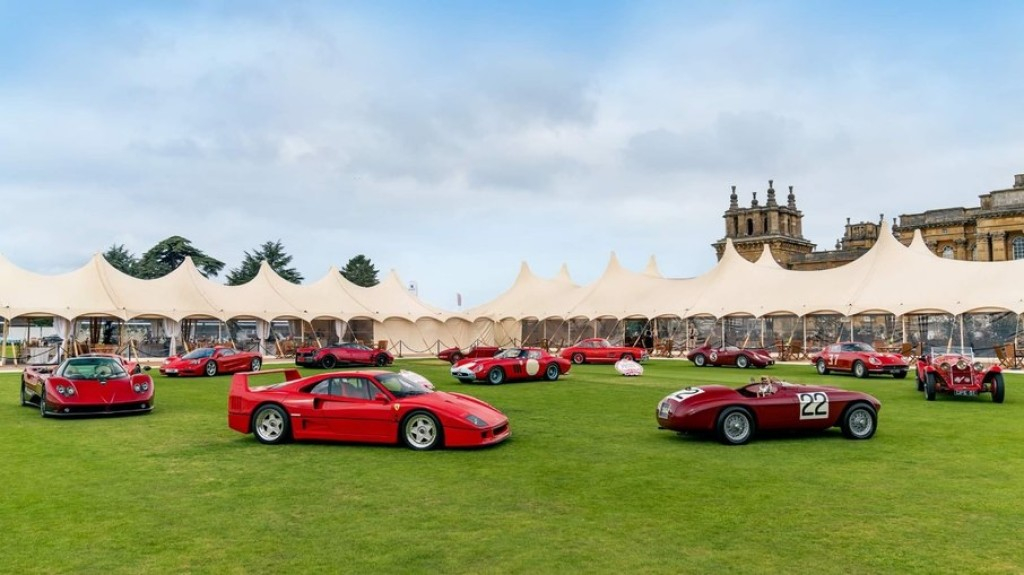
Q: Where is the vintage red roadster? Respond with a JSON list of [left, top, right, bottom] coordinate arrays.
[[228, 368, 510, 450], [810, 341, 908, 379], [559, 338, 647, 365], [295, 342, 394, 368], [437, 344, 502, 364], [451, 347, 571, 384], [21, 355, 155, 417], [656, 377, 880, 445], [686, 343, 774, 369], [915, 347, 1004, 402], [161, 346, 262, 377]]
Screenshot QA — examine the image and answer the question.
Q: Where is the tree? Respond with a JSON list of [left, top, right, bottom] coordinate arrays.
[[136, 236, 225, 279], [226, 240, 304, 286], [340, 255, 379, 287], [103, 244, 139, 276]]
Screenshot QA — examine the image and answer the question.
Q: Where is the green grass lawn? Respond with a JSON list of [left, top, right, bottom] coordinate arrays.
[[2, 359, 1023, 574]]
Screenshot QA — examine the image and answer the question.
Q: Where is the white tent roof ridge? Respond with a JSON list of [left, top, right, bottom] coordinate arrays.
[[643, 255, 663, 277]]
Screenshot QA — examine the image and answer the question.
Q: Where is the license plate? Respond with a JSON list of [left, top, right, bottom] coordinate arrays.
[[953, 390, 977, 397], [166, 369, 177, 374]]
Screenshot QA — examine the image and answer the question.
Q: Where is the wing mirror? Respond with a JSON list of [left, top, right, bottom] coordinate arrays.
[[374, 393, 390, 404]]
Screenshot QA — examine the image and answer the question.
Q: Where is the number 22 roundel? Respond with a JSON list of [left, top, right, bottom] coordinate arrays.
[[798, 392, 829, 420]]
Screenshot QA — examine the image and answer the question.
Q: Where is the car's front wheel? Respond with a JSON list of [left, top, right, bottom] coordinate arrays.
[[736, 355, 750, 369], [204, 361, 218, 377], [320, 355, 337, 369], [816, 359, 830, 375], [925, 372, 937, 401], [841, 403, 877, 440], [893, 370, 907, 379], [621, 353, 635, 362], [250, 358, 262, 372], [39, 392, 49, 418], [449, 352, 463, 364], [487, 367, 505, 385], [20, 378, 31, 407], [374, 354, 388, 367], [916, 368, 925, 391], [991, 373, 1005, 403], [544, 364, 560, 381], [716, 407, 754, 445], [693, 354, 707, 367], [852, 360, 868, 379], [252, 404, 290, 444], [402, 411, 443, 450], [571, 353, 586, 365]]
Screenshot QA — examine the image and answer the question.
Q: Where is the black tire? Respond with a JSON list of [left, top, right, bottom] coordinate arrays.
[[621, 353, 635, 362], [693, 354, 707, 367], [571, 352, 586, 365], [916, 368, 924, 392], [544, 363, 560, 381], [320, 355, 337, 369], [250, 358, 262, 372], [841, 403, 877, 440], [457, 378, 473, 384], [449, 352, 463, 364], [925, 372, 937, 401], [715, 407, 755, 445], [374, 354, 388, 367], [204, 361, 218, 377], [852, 360, 868, 379], [816, 359, 830, 375], [893, 370, 907, 379], [20, 379, 31, 407], [39, 391, 48, 418], [401, 411, 443, 450], [251, 404, 291, 444], [736, 355, 750, 369], [487, 367, 505, 385], [991, 373, 1005, 404]]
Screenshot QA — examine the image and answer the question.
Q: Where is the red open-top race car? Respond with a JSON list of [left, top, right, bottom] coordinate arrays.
[[656, 376, 880, 445], [916, 347, 1004, 403], [228, 369, 510, 450], [21, 354, 155, 417], [451, 347, 571, 384], [810, 341, 908, 379], [559, 338, 647, 365]]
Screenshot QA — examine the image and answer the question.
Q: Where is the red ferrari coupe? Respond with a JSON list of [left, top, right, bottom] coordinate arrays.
[[21, 355, 155, 417], [915, 347, 1004, 402], [810, 342, 908, 379], [451, 347, 571, 384], [295, 342, 394, 368], [559, 338, 647, 365], [228, 369, 510, 450], [686, 344, 774, 369], [161, 346, 262, 377], [656, 377, 880, 445], [437, 345, 502, 364]]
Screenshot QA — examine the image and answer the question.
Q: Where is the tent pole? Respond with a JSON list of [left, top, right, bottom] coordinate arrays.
[[0, 316, 7, 366], [959, 314, 965, 349]]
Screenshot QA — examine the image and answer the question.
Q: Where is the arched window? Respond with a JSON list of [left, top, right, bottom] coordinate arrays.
[[763, 216, 768, 234], [746, 218, 754, 235], [941, 246, 954, 259], [1013, 237, 1024, 260]]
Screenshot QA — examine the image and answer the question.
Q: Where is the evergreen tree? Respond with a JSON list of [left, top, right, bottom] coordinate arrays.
[[103, 244, 139, 276], [136, 236, 225, 279], [340, 255, 379, 287], [226, 240, 304, 285]]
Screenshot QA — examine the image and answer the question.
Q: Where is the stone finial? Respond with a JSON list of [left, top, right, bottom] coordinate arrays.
[[1014, 173, 1024, 188], [835, 239, 842, 250], [766, 183, 778, 207], [729, 185, 738, 209], [879, 213, 884, 224], [787, 185, 796, 209], [751, 191, 759, 207], [846, 217, 851, 225]]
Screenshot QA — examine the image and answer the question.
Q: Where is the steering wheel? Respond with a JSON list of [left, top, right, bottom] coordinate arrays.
[[95, 366, 112, 378]]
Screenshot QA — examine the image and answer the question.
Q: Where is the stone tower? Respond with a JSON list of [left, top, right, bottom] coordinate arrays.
[[712, 180, 816, 265]]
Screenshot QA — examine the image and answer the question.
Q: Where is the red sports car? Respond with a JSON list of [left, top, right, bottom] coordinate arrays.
[[21, 355, 155, 417], [915, 347, 1004, 403], [228, 368, 510, 450], [451, 347, 571, 384], [160, 346, 262, 377], [687, 344, 774, 369], [810, 342, 908, 379], [559, 338, 647, 365], [437, 345, 502, 364], [295, 342, 394, 368], [656, 377, 880, 445]]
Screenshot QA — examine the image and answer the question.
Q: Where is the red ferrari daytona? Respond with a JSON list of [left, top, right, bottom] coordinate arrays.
[[228, 369, 510, 450], [810, 342, 908, 379]]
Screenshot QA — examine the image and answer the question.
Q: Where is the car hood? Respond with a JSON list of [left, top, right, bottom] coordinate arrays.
[[409, 390, 506, 423]]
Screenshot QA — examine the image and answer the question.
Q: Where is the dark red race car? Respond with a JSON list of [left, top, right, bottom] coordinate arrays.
[[810, 341, 908, 379], [559, 338, 647, 365], [686, 344, 774, 369], [451, 347, 571, 384], [160, 346, 262, 377], [21, 355, 155, 417], [228, 368, 510, 450], [295, 342, 394, 369], [915, 347, 1004, 403], [437, 344, 503, 364], [656, 376, 880, 445]]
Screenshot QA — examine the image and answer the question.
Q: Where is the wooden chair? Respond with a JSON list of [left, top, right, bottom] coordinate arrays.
[[376, 340, 389, 351], [788, 341, 805, 361], [775, 340, 791, 361], [655, 339, 674, 357], [995, 344, 1014, 369]]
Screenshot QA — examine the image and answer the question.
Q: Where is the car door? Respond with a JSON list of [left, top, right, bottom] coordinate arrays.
[[216, 349, 241, 372], [751, 385, 829, 431], [316, 377, 395, 440], [822, 344, 843, 371]]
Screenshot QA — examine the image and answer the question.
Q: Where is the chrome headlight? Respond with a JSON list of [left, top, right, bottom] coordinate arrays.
[[973, 362, 984, 372], [133, 383, 142, 392], [56, 385, 65, 394], [465, 414, 488, 428], [869, 357, 881, 365], [142, 383, 150, 392], [956, 359, 968, 370], [940, 362, 950, 371], [657, 400, 672, 419]]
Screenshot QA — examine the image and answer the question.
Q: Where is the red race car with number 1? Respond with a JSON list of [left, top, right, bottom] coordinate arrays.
[[656, 377, 880, 445], [451, 347, 571, 384], [810, 342, 908, 379]]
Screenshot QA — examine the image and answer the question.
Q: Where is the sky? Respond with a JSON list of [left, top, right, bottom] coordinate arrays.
[[2, 0, 1023, 310]]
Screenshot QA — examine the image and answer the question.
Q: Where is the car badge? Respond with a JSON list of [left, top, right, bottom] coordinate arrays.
[[393, 404, 400, 411]]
